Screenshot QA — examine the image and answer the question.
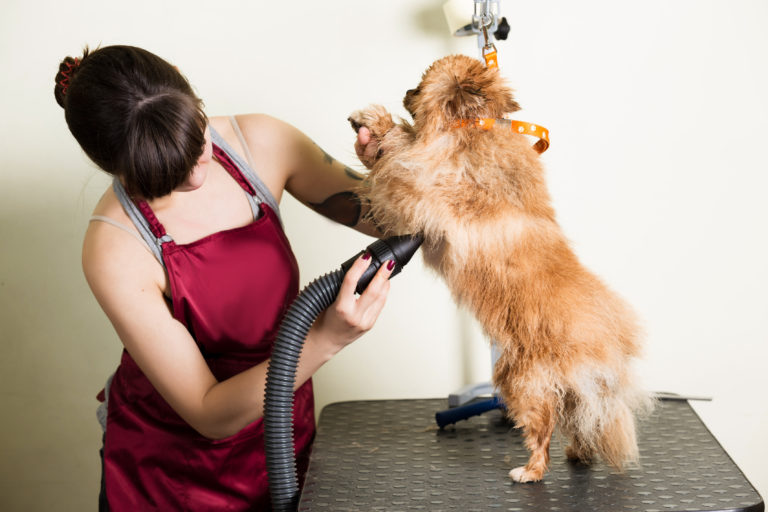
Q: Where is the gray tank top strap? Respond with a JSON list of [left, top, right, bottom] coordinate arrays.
[[112, 179, 168, 266], [209, 123, 283, 225]]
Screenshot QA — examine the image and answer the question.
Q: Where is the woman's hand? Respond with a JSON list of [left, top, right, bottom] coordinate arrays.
[[354, 126, 380, 170], [309, 252, 393, 357]]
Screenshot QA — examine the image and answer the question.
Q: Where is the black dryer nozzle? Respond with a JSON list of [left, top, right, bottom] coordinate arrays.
[[340, 234, 424, 294]]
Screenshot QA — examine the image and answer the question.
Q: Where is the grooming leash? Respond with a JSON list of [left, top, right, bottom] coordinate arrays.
[[456, 24, 550, 154]]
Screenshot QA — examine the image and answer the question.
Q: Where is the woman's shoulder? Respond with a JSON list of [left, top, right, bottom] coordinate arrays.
[[210, 113, 306, 200], [90, 183, 128, 221], [83, 185, 166, 295], [211, 113, 301, 148], [212, 112, 286, 127], [87, 185, 147, 247]]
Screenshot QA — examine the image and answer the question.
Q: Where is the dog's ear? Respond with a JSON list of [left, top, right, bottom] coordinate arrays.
[[404, 87, 419, 118], [474, 67, 522, 115], [504, 94, 522, 114]]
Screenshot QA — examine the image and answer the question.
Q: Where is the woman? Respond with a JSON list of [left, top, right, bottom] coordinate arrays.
[[55, 45, 387, 510]]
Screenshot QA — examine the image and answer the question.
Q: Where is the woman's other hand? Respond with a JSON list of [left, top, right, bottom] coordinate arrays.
[[309, 252, 392, 357]]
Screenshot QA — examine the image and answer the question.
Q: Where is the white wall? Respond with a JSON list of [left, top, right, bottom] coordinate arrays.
[[1, 0, 766, 510]]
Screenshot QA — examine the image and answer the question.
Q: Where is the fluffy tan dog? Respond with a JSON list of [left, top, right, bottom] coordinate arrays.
[[349, 54, 652, 483]]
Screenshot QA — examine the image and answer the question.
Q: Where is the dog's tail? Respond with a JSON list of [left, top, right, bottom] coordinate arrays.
[[562, 368, 655, 471]]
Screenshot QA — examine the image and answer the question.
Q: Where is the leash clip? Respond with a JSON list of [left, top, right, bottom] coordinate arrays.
[[481, 20, 498, 68]]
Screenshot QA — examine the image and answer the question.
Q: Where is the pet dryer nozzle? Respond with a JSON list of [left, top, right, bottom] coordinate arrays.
[[265, 233, 424, 511], [341, 234, 424, 294]]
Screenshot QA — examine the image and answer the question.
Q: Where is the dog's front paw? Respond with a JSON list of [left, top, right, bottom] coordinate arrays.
[[348, 105, 395, 140], [349, 105, 395, 169], [509, 466, 544, 483]]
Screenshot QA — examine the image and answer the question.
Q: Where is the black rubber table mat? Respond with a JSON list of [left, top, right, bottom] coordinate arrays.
[[299, 398, 764, 512]]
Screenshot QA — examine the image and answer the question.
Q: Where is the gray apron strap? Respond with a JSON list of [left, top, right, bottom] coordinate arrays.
[[112, 121, 278, 267], [112, 179, 168, 266]]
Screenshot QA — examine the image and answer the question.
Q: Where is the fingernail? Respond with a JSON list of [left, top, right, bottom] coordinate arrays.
[[387, 260, 395, 271], [362, 252, 371, 260]]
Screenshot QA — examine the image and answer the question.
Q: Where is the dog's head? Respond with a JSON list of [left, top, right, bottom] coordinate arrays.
[[403, 54, 520, 135]]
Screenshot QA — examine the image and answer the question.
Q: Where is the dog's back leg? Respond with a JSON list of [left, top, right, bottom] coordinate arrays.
[[560, 385, 643, 471], [561, 391, 596, 464], [564, 430, 595, 465]]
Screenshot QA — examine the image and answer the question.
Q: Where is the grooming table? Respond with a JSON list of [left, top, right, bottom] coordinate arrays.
[[298, 398, 764, 512]]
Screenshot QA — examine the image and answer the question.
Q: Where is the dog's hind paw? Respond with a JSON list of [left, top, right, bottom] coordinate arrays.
[[565, 444, 594, 465]]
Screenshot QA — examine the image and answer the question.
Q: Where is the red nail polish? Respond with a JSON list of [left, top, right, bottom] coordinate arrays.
[[387, 260, 395, 271], [362, 252, 371, 260]]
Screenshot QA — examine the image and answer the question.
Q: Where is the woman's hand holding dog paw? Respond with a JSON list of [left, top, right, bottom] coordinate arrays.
[[353, 126, 381, 169], [349, 105, 396, 169]]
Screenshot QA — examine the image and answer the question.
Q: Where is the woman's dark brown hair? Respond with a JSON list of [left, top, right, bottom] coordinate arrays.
[[55, 45, 208, 199]]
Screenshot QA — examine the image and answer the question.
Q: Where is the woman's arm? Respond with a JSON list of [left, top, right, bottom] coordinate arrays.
[[234, 114, 381, 237], [83, 222, 392, 439]]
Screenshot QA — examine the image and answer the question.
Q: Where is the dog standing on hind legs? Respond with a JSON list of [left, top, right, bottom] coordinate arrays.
[[349, 54, 653, 483]]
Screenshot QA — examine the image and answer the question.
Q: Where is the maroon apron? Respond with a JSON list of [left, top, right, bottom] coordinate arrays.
[[101, 145, 315, 510]]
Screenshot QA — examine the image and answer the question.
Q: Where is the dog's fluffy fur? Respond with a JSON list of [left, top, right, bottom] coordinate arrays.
[[349, 54, 653, 483]]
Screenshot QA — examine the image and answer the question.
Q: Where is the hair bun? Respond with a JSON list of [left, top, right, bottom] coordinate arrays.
[[54, 54, 84, 108]]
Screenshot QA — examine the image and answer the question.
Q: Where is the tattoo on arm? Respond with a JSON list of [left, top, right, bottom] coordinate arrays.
[[313, 141, 365, 182], [308, 191, 362, 227], [305, 143, 365, 225], [312, 141, 335, 165], [314, 143, 363, 177], [344, 167, 364, 181]]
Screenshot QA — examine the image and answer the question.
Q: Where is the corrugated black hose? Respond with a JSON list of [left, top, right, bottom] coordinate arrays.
[[264, 234, 424, 512]]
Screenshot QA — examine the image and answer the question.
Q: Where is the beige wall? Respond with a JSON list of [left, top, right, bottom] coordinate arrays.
[[1, 0, 767, 509]]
